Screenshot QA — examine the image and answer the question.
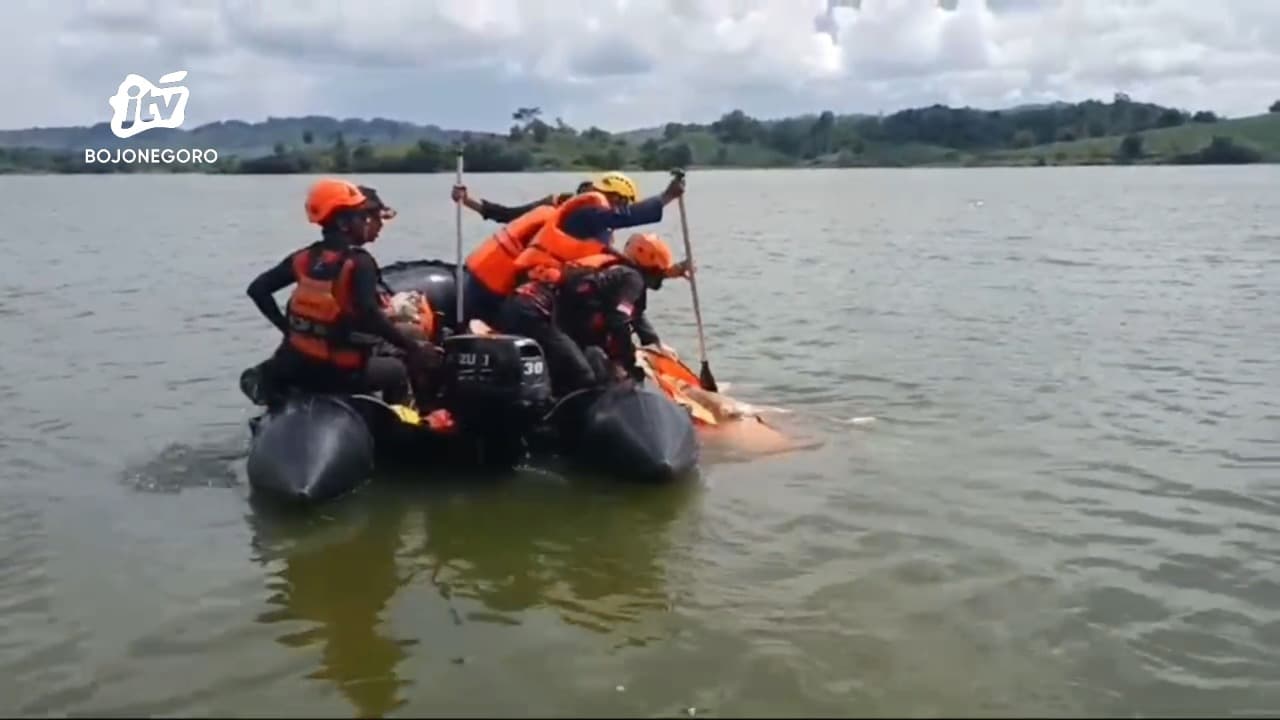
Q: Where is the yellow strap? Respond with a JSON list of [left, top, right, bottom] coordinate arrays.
[[389, 404, 421, 425]]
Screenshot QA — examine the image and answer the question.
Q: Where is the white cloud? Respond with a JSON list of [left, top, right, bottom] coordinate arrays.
[[3, 0, 1280, 131]]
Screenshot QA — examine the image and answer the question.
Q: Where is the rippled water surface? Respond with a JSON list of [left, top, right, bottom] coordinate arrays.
[[2, 167, 1279, 717]]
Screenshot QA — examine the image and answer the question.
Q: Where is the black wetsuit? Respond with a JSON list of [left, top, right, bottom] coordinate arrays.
[[247, 241, 425, 406], [474, 195, 565, 223], [500, 262, 658, 396], [497, 276, 592, 397], [558, 263, 660, 376]]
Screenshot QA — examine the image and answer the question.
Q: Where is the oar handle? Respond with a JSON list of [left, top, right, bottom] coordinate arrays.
[[669, 169, 718, 392], [676, 194, 709, 364], [454, 147, 464, 328]]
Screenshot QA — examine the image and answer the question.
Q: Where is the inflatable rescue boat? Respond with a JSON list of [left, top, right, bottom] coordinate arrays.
[[240, 259, 701, 505]]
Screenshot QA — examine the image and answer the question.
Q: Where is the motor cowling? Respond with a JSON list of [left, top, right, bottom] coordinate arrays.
[[438, 334, 553, 438]]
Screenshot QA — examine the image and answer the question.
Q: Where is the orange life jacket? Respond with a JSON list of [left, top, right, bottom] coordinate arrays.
[[514, 250, 623, 291], [464, 203, 557, 296], [564, 252, 623, 275], [285, 246, 366, 370], [512, 251, 626, 318], [512, 191, 612, 277]]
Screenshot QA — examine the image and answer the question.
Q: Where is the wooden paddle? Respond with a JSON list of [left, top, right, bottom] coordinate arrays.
[[453, 146, 465, 330], [670, 168, 718, 392]]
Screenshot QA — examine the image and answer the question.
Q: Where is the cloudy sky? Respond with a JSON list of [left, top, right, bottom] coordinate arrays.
[[6, 0, 1280, 132]]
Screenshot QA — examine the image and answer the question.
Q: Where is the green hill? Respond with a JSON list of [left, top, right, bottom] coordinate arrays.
[[981, 112, 1280, 166], [0, 116, 465, 157], [2, 94, 1278, 174]]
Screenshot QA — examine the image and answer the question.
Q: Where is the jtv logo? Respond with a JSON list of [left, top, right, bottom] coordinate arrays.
[[86, 71, 218, 165], [107, 70, 190, 138]]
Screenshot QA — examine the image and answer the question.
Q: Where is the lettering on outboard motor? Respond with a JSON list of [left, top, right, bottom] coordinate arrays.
[[440, 334, 552, 436]]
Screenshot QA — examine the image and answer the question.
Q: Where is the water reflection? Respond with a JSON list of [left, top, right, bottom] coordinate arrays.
[[412, 473, 700, 639], [245, 471, 701, 717], [247, 491, 412, 718]]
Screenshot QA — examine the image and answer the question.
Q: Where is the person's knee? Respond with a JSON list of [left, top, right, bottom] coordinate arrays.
[[384, 359, 411, 389], [583, 345, 612, 383], [366, 357, 409, 394], [503, 303, 545, 338], [240, 360, 279, 405], [546, 333, 600, 388], [384, 356, 410, 379]]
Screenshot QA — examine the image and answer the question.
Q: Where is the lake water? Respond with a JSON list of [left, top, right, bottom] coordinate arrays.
[[1, 167, 1278, 717]]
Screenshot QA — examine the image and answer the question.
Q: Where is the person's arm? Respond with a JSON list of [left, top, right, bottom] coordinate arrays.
[[560, 196, 663, 241], [632, 311, 660, 347], [453, 184, 556, 223], [348, 253, 423, 353], [626, 283, 660, 346], [246, 254, 296, 334], [595, 266, 647, 371], [479, 196, 555, 223], [559, 177, 685, 241]]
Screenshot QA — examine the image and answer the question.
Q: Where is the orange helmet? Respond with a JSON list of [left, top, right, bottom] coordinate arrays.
[[623, 233, 674, 274], [305, 178, 368, 225]]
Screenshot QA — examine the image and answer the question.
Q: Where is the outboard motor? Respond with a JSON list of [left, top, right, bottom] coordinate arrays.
[[437, 334, 553, 465]]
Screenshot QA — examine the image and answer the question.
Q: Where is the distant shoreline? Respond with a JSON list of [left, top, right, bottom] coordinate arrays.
[[2, 159, 1278, 176], [3, 151, 1276, 176], [4, 95, 1278, 175]]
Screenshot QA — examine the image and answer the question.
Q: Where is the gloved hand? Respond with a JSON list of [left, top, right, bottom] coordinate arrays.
[[627, 364, 646, 383], [641, 342, 679, 360], [662, 171, 685, 203], [666, 259, 694, 279]]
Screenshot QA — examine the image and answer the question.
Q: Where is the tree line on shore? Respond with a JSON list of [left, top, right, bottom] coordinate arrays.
[[3, 94, 1278, 174]]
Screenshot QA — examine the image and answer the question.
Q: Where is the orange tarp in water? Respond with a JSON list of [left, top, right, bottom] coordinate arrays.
[[636, 347, 818, 459], [636, 348, 718, 425]]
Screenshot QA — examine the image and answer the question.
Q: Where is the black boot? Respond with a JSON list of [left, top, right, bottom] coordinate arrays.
[[583, 346, 613, 386]]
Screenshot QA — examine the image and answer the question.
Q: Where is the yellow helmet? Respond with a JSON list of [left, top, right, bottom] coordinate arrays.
[[592, 171, 639, 203]]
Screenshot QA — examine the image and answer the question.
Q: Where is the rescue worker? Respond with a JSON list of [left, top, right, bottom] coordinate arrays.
[[508, 170, 685, 283], [246, 178, 442, 407], [450, 182, 595, 328], [556, 233, 690, 383], [498, 232, 688, 396]]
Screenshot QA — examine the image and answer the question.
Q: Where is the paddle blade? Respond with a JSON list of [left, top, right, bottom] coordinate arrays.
[[698, 361, 718, 393]]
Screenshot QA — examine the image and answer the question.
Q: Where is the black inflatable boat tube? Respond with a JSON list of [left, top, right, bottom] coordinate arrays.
[[246, 395, 376, 504], [576, 383, 699, 482]]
